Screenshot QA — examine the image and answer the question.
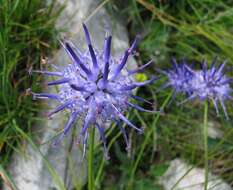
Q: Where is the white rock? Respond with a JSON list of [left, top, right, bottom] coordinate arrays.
[[160, 159, 232, 190], [207, 121, 223, 139]]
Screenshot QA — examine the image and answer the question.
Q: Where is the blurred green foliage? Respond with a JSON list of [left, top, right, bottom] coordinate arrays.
[[0, 0, 61, 166]]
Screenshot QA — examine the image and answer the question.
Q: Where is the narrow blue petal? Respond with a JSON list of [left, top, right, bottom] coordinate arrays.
[[200, 60, 208, 80], [53, 133, 65, 147], [111, 36, 140, 80], [111, 103, 143, 133], [32, 70, 62, 77], [211, 98, 219, 116], [184, 64, 195, 74], [120, 77, 157, 91], [171, 57, 178, 72], [113, 119, 130, 150], [63, 41, 84, 58], [81, 117, 91, 136], [82, 23, 91, 44], [201, 60, 207, 72], [63, 111, 79, 135], [88, 45, 98, 72], [180, 57, 187, 64], [128, 60, 153, 75], [127, 102, 158, 113], [53, 111, 79, 146], [81, 99, 96, 135], [155, 68, 169, 75], [219, 99, 228, 119], [177, 94, 196, 106], [70, 84, 87, 92], [111, 51, 129, 80], [103, 36, 112, 86], [120, 84, 138, 91], [32, 92, 60, 100], [82, 131, 88, 159], [64, 42, 92, 78], [219, 78, 232, 85], [131, 35, 140, 50], [50, 63, 60, 71], [96, 123, 110, 160], [47, 78, 70, 86], [217, 60, 227, 75], [130, 94, 153, 105], [210, 56, 218, 70], [226, 94, 233, 101], [82, 23, 98, 71], [156, 82, 171, 92], [48, 100, 73, 117]]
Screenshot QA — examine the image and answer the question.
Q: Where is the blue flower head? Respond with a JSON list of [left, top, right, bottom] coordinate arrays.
[[161, 58, 194, 95], [31, 24, 156, 158], [189, 58, 232, 119], [162, 57, 232, 119]]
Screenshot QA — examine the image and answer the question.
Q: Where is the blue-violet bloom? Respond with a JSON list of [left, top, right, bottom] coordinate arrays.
[[159, 58, 194, 98], [31, 23, 156, 158], [161, 57, 232, 119], [189, 59, 232, 119]]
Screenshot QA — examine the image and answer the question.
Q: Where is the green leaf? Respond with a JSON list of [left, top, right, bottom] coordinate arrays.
[[134, 179, 163, 190], [150, 164, 169, 177]]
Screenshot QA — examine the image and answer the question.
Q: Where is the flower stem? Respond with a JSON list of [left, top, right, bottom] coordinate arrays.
[[88, 127, 95, 190], [203, 101, 208, 190]]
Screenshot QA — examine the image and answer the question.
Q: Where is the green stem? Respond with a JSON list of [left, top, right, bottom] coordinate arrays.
[[88, 127, 95, 190], [203, 101, 208, 190]]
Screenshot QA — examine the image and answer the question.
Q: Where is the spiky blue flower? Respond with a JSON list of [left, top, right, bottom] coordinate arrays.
[[31, 24, 156, 158], [161, 57, 232, 119], [189, 59, 232, 119], [160, 58, 194, 96]]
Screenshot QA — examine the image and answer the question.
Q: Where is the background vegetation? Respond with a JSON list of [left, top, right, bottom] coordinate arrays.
[[1, 0, 233, 189], [0, 0, 61, 187], [99, 0, 233, 189]]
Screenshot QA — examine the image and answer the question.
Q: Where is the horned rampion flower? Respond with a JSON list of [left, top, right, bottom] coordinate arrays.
[[161, 58, 194, 96], [189, 59, 232, 119], [31, 24, 156, 158], [162, 58, 232, 119]]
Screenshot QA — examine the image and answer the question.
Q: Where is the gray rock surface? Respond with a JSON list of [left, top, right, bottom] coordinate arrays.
[[160, 159, 232, 190], [4, 0, 137, 190]]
